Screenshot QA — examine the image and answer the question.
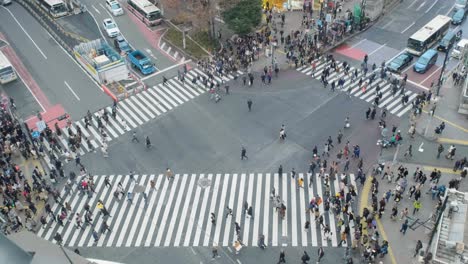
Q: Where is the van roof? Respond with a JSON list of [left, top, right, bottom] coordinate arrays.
[[457, 38, 468, 48]]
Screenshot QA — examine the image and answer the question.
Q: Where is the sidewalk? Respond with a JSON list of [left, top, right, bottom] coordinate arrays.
[[360, 162, 467, 264]]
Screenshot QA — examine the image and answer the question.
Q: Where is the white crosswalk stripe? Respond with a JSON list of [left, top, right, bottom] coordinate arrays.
[[297, 60, 421, 118], [37, 68, 242, 170], [37, 173, 359, 248]]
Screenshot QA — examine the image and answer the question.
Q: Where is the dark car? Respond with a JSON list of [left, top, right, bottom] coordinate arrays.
[[113, 35, 132, 54], [387, 53, 413, 73]]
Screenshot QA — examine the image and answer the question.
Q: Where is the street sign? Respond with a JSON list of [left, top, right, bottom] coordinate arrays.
[[31, 131, 40, 139], [36, 120, 46, 132]]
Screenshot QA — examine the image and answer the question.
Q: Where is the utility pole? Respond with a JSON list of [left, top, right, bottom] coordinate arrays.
[[437, 42, 452, 96]]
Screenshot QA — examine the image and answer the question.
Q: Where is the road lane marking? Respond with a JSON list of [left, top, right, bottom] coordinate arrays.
[[381, 18, 394, 29], [140, 59, 192, 81], [92, 5, 101, 14], [419, 66, 441, 85], [64, 81, 81, 101], [2, 7, 47, 60], [401, 22, 415, 34], [437, 138, 468, 145], [425, 0, 438, 13], [351, 38, 366, 48], [423, 166, 464, 174], [445, 4, 455, 15], [15, 66, 47, 112], [368, 43, 387, 56], [408, 0, 419, 8], [416, 1, 426, 11], [88, 8, 108, 44]]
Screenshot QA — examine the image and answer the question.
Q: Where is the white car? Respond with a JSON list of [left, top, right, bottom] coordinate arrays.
[[105, 0, 124, 16], [102, 18, 120, 38]]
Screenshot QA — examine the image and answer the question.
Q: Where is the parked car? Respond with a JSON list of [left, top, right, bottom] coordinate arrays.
[[452, 9, 465, 25], [114, 35, 132, 54], [387, 53, 413, 73], [105, 0, 124, 16], [102, 18, 120, 38]]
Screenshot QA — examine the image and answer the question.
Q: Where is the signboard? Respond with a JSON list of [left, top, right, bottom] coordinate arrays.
[[36, 120, 46, 132]]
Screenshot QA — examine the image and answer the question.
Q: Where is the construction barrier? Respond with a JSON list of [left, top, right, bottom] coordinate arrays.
[[101, 84, 118, 102]]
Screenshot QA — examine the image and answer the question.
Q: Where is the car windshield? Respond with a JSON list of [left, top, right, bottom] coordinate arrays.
[[111, 3, 121, 10], [106, 23, 117, 29]]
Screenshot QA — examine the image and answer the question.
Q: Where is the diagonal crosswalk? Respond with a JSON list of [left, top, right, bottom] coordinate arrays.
[[37, 173, 358, 248], [297, 60, 418, 118], [40, 68, 242, 169]]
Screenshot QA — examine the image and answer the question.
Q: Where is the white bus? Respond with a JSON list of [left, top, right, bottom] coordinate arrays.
[[0, 51, 18, 84], [407, 15, 452, 56], [127, 0, 162, 26], [37, 0, 68, 18]]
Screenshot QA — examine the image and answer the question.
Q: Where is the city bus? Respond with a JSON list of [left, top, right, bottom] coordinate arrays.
[[0, 51, 18, 84], [37, 0, 68, 18], [407, 15, 452, 56], [127, 0, 162, 26]]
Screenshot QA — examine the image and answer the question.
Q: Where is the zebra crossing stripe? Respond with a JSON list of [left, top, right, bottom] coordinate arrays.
[[156, 84, 180, 106], [173, 174, 197, 246], [391, 92, 417, 114], [184, 174, 203, 247], [138, 91, 164, 114], [113, 106, 137, 129], [281, 174, 288, 246], [154, 175, 180, 246], [204, 174, 221, 246], [252, 173, 263, 247], [193, 174, 212, 246], [144, 175, 169, 246], [129, 95, 156, 119], [222, 173, 237, 247], [135, 174, 162, 247], [165, 82, 188, 103], [125, 98, 150, 122], [387, 91, 412, 111], [169, 79, 195, 99], [165, 174, 188, 246], [213, 173, 230, 245], [290, 174, 298, 247], [135, 92, 161, 116], [148, 87, 173, 110], [233, 173, 246, 244], [299, 177, 307, 246], [242, 174, 255, 246], [272, 174, 279, 246]]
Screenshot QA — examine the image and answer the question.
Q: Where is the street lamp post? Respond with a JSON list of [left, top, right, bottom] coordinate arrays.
[[436, 43, 453, 96]]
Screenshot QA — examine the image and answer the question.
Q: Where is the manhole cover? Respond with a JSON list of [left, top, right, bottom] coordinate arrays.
[[198, 177, 212, 188]]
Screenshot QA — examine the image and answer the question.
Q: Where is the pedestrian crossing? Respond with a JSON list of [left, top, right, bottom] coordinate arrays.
[[37, 173, 358, 248], [40, 68, 242, 169], [297, 59, 418, 118]]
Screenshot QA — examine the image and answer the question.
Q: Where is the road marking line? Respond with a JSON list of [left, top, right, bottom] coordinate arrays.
[[408, 0, 419, 8], [368, 43, 387, 56], [423, 166, 462, 174], [174, 51, 178, 59], [2, 7, 47, 59], [64, 81, 80, 101], [419, 66, 441, 85], [407, 79, 430, 90], [416, 1, 426, 11], [437, 137, 468, 145], [351, 39, 366, 48], [445, 4, 455, 15], [99, 3, 106, 10], [425, 0, 438, 13], [140, 59, 192, 81], [92, 5, 101, 14], [190, 247, 197, 255], [382, 18, 394, 29], [401, 22, 415, 34]]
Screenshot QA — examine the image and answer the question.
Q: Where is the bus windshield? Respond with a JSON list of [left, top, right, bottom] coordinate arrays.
[[147, 10, 161, 21], [408, 38, 425, 52], [51, 3, 67, 14]]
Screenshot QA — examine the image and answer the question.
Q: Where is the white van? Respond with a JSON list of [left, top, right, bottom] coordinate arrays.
[[105, 0, 124, 16], [451, 39, 468, 59]]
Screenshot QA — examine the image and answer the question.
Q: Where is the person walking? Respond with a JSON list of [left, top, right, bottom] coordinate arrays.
[[301, 251, 310, 263], [317, 247, 325, 263], [247, 99, 252, 112], [131, 131, 139, 143], [235, 222, 241, 235], [241, 147, 248, 160], [404, 145, 413, 158], [298, 177, 304, 189], [101, 220, 111, 234], [278, 249, 286, 263], [104, 175, 111, 188], [247, 206, 254, 219], [75, 213, 83, 229], [212, 245, 220, 259], [337, 130, 343, 144], [145, 136, 151, 149], [278, 165, 283, 177], [226, 206, 233, 218], [414, 240, 423, 257], [291, 168, 296, 179], [211, 213, 216, 225], [413, 200, 422, 215], [92, 230, 99, 243], [304, 220, 310, 232], [437, 144, 444, 159], [400, 219, 409, 235]]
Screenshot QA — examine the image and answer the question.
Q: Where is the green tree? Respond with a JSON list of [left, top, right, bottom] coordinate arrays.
[[222, 0, 262, 35]]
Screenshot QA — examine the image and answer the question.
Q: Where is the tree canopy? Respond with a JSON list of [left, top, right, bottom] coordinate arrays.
[[222, 0, 262, 35]]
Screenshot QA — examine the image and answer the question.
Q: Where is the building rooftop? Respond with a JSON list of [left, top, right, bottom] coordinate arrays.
[[432, 189, 468, 264]]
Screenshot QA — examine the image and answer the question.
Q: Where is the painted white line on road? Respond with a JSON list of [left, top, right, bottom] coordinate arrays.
[[351, 39, 366, 48], [401, 22, 415, 34], [88, 8, 108, 44], [408, 79, 430, 91], [416, 1, 426, 11], [2, 7, 47, 60], [408, 0, 419, 9], [368, 43, 387, 56], [190, 247, 197, 255], [92, 5, 101, 14], [435, 6, 443, 14], [15, 67, 46, 112], [45, 30, 103, 92], [419, 67, 441, 85], [425, 0, 438, 13], [64, 81, 81, 101], [236, 260, 242, 264], [381, 18, 394, 29], [140, 59, 192, 81], [445, 4, 455, 15], [99, 3, 106, 10]]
